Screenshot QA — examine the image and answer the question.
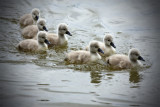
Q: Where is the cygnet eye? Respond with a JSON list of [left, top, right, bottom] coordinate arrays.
[[133, 53, 138, 56], [95, 46, 98, 48], [135, 54, 139, 56]]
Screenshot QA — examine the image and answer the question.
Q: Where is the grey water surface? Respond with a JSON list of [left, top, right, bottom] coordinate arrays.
[[0, 0, 160, 107]]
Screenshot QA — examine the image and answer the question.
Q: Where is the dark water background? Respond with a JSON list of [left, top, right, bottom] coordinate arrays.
[[0, 0, 160, 107]]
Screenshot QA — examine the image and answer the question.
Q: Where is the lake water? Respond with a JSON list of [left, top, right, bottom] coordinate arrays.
[[0, 0, 160, 107]]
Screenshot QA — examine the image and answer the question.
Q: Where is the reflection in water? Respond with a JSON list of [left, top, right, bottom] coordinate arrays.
[[51, 45, 69, 53], [90, 71, 102, 84], [129, 70, 142, 83], [37, 53, 48, 59]]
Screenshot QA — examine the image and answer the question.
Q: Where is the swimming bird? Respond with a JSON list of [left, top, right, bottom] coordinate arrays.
[[46, 23, 72, 47], [20, 8, 40, 28], [85, 35, 116, 57], [21, 18, 48, 39], [106, 48, 145, 69], [65, 41, 104, 64], [17, 31, 50, 52]]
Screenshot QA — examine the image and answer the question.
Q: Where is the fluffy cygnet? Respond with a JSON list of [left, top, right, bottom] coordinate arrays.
[[17, 31, 50, 52], [21, 18, 48, 39], [106, 48, 145, 69], [85, 35, 116, 57], [20, 8, 40, 28], [47, 23, 72, 47], [65, 41, 104, 64]]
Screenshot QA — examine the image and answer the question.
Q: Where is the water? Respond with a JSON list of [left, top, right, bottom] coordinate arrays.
[[0, 0, 160, 107]]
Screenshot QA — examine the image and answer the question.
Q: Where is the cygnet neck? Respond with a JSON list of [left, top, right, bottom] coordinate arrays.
[[90, 50, 98, 55], [105, 43, 111, 47], [58, 32, 65, 38], [129, 56, 138, 63], [38, 40, 45, 46]]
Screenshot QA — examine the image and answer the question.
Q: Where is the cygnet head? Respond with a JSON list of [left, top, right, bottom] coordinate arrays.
[[37, 18, 48, 31], [38, 31, 50, 45], [104, 35, 116, 48], [31, 8, 40, 21], [129, 48, 145, 62], [89, 41, 104, 54], [58, 23, 72, 36]]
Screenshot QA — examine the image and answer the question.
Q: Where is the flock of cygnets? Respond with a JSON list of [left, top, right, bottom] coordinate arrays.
[[17, 8, 145, 70]]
